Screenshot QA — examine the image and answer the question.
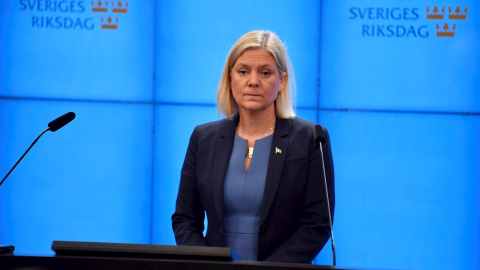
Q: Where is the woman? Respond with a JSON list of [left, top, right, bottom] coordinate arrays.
[[172, 30, 334, 263]]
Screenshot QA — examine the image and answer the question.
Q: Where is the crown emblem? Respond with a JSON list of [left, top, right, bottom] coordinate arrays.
[[426, 6, 445, 19], [101, 16, 119, 29], [92, 0, 108, 12], [436, 23, 456, 37], [112, 1, 129, 13], [91, 1, 129, 13], [449, 6, 467, 20]]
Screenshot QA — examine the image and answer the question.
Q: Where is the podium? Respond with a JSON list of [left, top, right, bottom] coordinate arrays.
[[0, 254, 371, 270], [0, 241, 370, 270]]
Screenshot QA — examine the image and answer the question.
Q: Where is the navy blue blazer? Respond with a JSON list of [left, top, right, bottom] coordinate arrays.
[[172, 115, 335, 263]]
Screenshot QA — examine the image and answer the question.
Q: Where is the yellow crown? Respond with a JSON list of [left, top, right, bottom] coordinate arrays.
[[92, 0, 108, 12], [449, 6, 467, 20], [426, 6, 445, 19], [101, 16, 119, 29], [112, 1, 129, 13], [436, 23, 456, 37]]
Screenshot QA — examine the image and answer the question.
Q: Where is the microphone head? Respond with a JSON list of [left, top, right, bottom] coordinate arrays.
[[314, 124, 326, 144], [48, 112, 76, 132]]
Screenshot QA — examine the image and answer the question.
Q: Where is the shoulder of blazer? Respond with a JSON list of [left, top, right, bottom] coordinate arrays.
[[288, 117, 331, 146], [274, 117, 319, 141], [194, 116, 238, 140], [288, 117, 318, 133]]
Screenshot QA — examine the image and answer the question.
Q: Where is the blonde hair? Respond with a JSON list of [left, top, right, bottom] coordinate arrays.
[[217, 30, 296, 119]]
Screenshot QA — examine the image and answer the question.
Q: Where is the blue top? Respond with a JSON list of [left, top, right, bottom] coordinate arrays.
[[223, 133, 273, 261]]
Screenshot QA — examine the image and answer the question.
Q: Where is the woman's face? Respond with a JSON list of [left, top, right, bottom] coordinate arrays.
[[230, 48, 286, 115]]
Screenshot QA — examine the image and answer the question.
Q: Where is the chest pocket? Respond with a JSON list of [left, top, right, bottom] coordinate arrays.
[[284, 156, 308, 165]]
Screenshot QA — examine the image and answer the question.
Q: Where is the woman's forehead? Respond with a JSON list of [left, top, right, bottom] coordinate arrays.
[[234, 48, 277, 67]]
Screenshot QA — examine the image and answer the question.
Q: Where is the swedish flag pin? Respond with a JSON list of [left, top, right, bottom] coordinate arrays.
[[275, 147, 282, 154]]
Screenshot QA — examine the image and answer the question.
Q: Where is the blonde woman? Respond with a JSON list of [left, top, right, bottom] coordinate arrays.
[[172, 30, 334, 263]]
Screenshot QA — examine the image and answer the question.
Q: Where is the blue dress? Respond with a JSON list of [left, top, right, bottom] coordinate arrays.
[[223, 133, 273, 261]]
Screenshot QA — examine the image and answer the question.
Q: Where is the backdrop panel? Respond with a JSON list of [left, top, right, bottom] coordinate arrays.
[[318, 110, 480, 270], [0, 1, 155, 101], [0, 100, 153, 253], [155, 0, 320, 108], [319, 0, 480, 112]]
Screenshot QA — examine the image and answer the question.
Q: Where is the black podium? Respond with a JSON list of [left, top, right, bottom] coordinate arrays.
[[0, 241, 377, 270]]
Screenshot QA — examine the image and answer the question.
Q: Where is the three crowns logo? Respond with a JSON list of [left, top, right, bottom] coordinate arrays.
[[91, 1, 129, 30], [426, 6, 467, 37]]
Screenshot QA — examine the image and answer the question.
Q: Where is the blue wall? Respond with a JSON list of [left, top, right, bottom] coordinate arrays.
[[317, 1, 479, 269], [0, 1, 478, 269]]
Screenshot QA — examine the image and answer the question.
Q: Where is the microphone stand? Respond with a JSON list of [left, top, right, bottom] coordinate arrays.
[[318, 141, 336, 266], [314, 125, 336, 266], [0, 127, 50, 187]]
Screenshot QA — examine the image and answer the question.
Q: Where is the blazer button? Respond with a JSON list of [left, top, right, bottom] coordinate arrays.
[[260, 232, 266, 237]]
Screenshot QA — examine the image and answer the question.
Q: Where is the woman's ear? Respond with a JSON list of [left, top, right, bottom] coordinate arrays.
[[278, 71, 287, 93]]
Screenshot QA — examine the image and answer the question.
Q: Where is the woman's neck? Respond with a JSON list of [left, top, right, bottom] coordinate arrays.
[[237, 109, 276, 140]]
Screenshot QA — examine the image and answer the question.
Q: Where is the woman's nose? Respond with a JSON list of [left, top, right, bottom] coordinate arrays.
[[248, 74, 259, 87]]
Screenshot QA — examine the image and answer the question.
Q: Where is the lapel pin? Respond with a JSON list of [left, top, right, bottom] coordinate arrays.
[[275, 147, 282, 154]]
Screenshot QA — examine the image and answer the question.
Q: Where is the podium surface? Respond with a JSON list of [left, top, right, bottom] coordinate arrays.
[[0, 253, 372, 270], [1, 242, 388, 270]]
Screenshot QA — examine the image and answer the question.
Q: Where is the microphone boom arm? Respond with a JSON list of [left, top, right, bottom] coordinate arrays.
[[0, 127, 50, 187], [0, 112, 75, 187]]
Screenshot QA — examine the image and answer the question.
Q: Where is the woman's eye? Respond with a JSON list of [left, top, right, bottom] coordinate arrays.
[[261, 71, 271, 76], [239, 70, 247, 75]]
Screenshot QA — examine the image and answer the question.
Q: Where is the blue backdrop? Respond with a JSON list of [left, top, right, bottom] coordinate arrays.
[[0, 1, 478, 269]]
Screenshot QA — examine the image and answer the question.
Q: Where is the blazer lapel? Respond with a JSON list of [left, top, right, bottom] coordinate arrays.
[[212, 116, 238, 221], [259, 117, 290, 226]]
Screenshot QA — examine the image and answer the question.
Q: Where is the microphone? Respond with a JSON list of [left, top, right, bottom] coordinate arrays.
[[314, 124, 336, 266], [48, 112, 76, 132], [0, 112, 76, 187]]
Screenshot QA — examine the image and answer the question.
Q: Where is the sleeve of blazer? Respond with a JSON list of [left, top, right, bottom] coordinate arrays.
[[264, 125, 335, 263], [171, 126, 208, 246]]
